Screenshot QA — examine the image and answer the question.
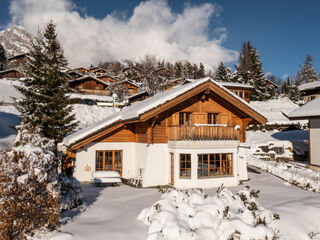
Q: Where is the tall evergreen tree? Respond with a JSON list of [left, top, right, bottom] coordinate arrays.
[[197, 62, 205, 78], [288, 78, 302, 103], [295, 54, 319, 84], [233, 41, 254, 84], [15, 21, 77, 143], [214, 62, 231, 82], [233, 41, 274, 101], [0, 44, 7, 71]]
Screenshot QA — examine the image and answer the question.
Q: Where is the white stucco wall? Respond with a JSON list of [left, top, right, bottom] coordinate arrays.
[[310, 118, 320, 166], [168, 140, 240, 189], [238, 144, 249, 181], [74, 142, 137, 181], [142, 144, 170, 187], [72, 139, 246, 189]]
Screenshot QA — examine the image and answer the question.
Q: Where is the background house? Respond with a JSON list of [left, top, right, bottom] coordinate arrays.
[[288, 97, 320, 166], [299, 81, 320, 102]]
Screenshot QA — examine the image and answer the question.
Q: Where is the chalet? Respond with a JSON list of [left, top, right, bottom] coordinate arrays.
[[0, 68, 24, 80], [112, 80, 140, 95], [299, 81, 320, 102], [183, 79, 253, 102], [125, 91, 150, 105], [7, 53, 27, 68], [73, 67, 88, 74], [69, 75, 110, 95], [220, 82, 253, 102], [96, 74, 118, 84], [265, 79, 279, 89], [67, 70, 84, 80], [61, 78, 266, 188], [288, 97, 320, 166], [89, 67, 108, 76]]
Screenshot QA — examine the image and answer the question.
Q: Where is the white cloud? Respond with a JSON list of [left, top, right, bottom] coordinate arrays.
[[9, 0, 238, 69], [282, 74, 289, 80]]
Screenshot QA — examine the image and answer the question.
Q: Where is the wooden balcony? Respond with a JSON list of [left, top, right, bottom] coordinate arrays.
[[168, 125, 239, 141]]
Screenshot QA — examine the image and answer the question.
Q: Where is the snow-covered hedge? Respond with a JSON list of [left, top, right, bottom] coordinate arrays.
[[59, 174, 83, 211], [138, 187, 282, 240], [248, 157, 320, 192]]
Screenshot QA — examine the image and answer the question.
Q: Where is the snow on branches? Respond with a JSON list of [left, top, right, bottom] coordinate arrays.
[[138, 187, 282, 240], [0, 124, 60, 239]]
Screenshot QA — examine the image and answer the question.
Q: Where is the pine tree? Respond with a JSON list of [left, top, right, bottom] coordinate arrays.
[[234, 41, 274, 101], [0, 44, 7, 71], [234, 41, 254, 84], [288, 78, 302, 103], [295, 54, 319, 84], [15, 21, 77, 144], [214, 62, 231, 82], [197, 62, 205, 78]]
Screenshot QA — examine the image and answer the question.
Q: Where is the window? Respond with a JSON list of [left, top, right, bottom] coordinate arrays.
[[239, 91, 243, 98], [197, 153, 233, 177], [180, 153, 191, 178], [179, 112, 191, 126], [95, 150, 122, 175], [208, 113, 219, 124]]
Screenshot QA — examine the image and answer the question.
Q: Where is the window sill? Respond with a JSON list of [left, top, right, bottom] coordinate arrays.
[[198, 175, 234, 179]]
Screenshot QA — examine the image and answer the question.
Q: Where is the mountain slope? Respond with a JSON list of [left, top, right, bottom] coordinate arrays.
[[0, 25, 32, 57]]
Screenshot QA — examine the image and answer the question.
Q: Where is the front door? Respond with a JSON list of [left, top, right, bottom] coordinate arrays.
[[170, 153, 174, 185]]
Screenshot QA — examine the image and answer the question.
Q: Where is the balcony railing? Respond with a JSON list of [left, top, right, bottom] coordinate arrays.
[[168, 125, 239, 141]]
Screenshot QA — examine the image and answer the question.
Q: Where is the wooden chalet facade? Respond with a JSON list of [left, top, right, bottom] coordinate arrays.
[[0, 68, 24, 79], [61, 78, 266, 188], [113, 80, 140, 95], [69, 75, 110, 95]]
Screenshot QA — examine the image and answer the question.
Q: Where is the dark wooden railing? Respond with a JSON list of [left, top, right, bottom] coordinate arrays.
[[168, 125, 239, 141]]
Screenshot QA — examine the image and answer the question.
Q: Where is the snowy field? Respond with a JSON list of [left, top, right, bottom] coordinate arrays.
[[250, 97, 307, 125], [41, 171, 320, 240]]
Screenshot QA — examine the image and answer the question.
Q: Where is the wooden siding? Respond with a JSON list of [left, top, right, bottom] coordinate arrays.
[[1, 70, 23, 79], [97, 124, 135, 142]]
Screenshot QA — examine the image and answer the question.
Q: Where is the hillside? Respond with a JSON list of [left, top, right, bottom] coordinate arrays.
[[0, 25, 32, 57]]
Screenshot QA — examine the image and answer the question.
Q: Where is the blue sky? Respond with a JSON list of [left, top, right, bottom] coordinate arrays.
[[1, 0, 320, 79]]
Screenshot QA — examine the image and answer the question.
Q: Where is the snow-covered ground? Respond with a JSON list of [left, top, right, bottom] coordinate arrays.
[[250, 97, 307, 125], [41, 171, 320, 240], [71, 104, 118, 130], [0, 105, 19, 150], [0, 79, 22, 104], [247, 130, 309, 157]]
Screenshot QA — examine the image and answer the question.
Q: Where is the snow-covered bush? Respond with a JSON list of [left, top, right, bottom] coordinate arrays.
[[138, 186, 282, 240], [250, 141, 293, 162], [59, 173, 83, 211], [0, 125, 60, 239], [248, 157, 320, 192]]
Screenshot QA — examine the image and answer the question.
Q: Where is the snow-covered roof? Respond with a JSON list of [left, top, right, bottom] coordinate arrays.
[[182, 79, 253, 89], [69, 75, 110, 86], [63, 78, 265, 147], [0, 68, 22, 74], [288, 97, 320, 119], [219, 82, 254, 89], [113, 79, 140, 88], [298, 81, 320, 92]]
